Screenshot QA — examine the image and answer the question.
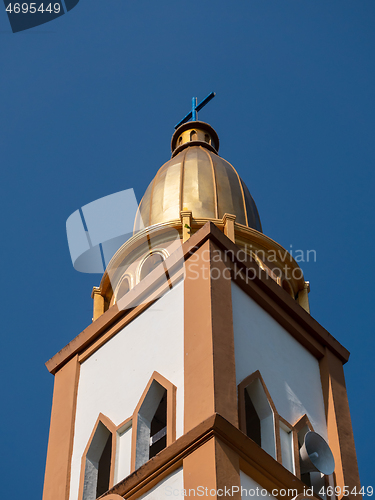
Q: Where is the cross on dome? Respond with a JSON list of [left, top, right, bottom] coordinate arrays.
[[175, 92, 216, 129]]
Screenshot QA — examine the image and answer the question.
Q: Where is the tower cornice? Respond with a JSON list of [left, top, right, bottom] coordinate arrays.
[[45, 222, 349, 376]]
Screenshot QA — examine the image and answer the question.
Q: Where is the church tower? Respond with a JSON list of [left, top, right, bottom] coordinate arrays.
[[42, 106, 361, 500]]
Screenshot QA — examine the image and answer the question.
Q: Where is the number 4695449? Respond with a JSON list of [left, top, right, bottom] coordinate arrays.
[[319, 486, 373, 497], [6, 3, 61, 14]]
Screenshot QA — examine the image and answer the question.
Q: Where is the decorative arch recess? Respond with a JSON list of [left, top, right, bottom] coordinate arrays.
[[131, 371, 176, 471], [292, 415, 330, 493], [293, 414, 314, 480], [78, 414, 134, 500], [78, 414, 117, 500], [114, 274, 132, 304], [137, 249, 169, 284], [238, 370, 280, 461], [190, 130, 197, 141], [238, 373, 331, 487]]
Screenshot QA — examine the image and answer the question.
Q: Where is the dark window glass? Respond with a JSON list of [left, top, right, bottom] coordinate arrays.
[[149, 390, 167, 459], [96, 434, 112, 497], [245, 389, 261, 447]]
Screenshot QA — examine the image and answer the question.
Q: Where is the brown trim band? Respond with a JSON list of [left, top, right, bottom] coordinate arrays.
[[102, 413, 315, 500], [47, 264, 184, 374], [184, 240, 238, 433], [319, 348, 361, 499], [183, 436, 241, 500], [42, 355, 80, 500], [81, 266, 184, 365], [46, 223, 349, 376]]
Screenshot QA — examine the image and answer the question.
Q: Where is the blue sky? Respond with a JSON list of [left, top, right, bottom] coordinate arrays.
[[1, 0, 374, 495]]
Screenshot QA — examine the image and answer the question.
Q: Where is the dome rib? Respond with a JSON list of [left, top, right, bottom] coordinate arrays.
[[179, 148, 187, 214], [225, 156, 249, 227], [137, 128, 262, 233], [202, 146, 219, 219]]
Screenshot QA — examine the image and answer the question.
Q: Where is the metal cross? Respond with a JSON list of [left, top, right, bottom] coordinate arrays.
[[175, 92, 216, 129]]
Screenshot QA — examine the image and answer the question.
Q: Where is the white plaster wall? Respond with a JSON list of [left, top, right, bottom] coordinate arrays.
[[139, 468, 184, 500], [232, 282, 327, 439], [279, 424, 294, 474], [114, 423, 132, 484], [240, 471, 276, 499], [69, 282, 184, 500]]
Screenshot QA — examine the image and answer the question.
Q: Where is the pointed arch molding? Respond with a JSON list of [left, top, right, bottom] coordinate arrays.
[[293, 414, 314, 434], [78, 413, 133, 500], [78, 413, 117, 500], [99, 496, 124, 500], [131, 371, 177, 472], [238, 370, 282, 463], [292, 414, 314, 479], [238, 370, 319, 479]]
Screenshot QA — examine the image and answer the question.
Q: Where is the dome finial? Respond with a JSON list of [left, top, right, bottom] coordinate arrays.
[[175, 92, 216, 129]]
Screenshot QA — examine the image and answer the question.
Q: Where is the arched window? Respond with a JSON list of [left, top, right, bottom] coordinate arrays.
[[116, 276, 130, 302], [238, 371, 277, 460], [131, 372, 176, 471], [204, 133, 211, 144], [190, 130, 197, 141], [140, 253, 164, 281], [134, 380, 166, 468], [80, 418, 115, 500]]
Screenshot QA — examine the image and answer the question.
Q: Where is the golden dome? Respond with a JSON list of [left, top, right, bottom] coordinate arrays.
[[137, 121, 262, 231]]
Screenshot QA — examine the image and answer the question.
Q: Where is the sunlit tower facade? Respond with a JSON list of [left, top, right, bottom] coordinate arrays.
[[43, 104, 361, 500]]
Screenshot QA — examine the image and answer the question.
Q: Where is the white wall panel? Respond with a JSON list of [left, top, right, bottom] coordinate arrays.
[[232, 282, 327, 438], [140, 468, 184, 500], [240, 471, 276, 498], [69, 282, 184, 500], [279, 424, 294, 474], [114, 423, 132, 484]]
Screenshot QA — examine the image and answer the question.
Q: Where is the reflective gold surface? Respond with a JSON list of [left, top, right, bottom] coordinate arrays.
[[97, 123, 309, 313], [171, 121, 219, 156], [138, 144, 262, 232]]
